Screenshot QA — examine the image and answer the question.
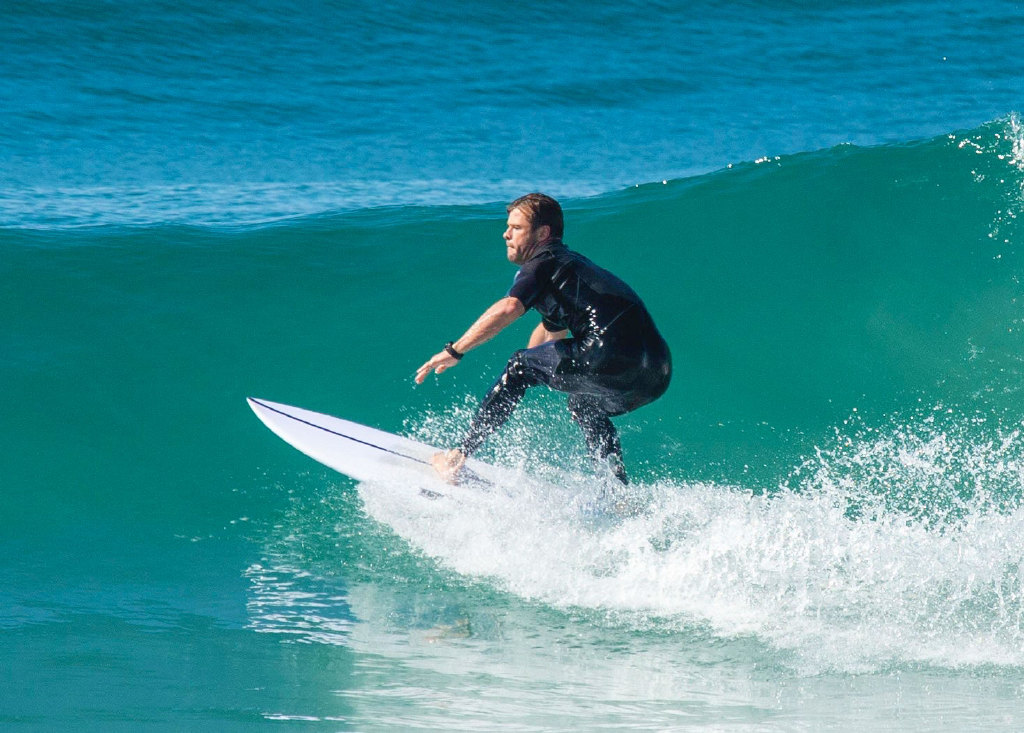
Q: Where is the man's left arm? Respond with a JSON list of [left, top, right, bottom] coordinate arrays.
[[415, 296, 526, 383]]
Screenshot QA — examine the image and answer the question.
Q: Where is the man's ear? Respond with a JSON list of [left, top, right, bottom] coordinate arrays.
[[536, 224, 551, 241]]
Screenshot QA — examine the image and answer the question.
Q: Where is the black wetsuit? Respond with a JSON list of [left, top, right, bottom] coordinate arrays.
[[459, 240, 671, 482]]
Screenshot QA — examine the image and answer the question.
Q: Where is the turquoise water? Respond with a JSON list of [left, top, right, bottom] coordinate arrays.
[[4, 1, 1024, 729]]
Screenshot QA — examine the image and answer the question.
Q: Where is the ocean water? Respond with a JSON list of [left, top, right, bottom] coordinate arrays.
[[3, 0, 1024, 729]]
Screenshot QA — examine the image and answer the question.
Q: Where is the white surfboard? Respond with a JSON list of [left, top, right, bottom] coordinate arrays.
[[247, 397, 497, 492]]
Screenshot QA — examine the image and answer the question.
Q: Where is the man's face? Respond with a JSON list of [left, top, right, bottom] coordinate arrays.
[[504, 207, 549, 265]]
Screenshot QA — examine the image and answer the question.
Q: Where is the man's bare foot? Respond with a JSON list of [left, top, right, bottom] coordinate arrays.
[[430, 449, 466, 484]]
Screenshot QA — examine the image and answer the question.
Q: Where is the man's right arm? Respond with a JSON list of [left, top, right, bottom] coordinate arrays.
[[527, 321, 568, 348]]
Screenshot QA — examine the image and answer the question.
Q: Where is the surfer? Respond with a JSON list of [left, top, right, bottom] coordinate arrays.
[[415, 193, 671, 484]]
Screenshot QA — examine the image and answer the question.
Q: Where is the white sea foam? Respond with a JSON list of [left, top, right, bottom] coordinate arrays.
[[356, 414, 1024, 675]]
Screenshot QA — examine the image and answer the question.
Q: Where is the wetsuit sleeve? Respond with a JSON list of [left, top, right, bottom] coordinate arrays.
[[506, 257, 548, 310], [541, 315, 565, 331]]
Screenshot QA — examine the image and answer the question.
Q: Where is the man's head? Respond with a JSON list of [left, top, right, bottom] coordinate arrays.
[[504, 193, 563, 264], [507, 193, 563, 239]]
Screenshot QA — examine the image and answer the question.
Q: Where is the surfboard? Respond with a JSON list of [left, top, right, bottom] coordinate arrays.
[[247, 397, 497, 492]]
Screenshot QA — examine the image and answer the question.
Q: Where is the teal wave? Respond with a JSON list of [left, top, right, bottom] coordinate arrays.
[[4, 120, 1023, 496], [3, 118, 1024, 679]]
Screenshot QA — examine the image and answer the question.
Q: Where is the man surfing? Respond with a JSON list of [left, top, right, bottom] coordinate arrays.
[[415, 193, 671, 484]]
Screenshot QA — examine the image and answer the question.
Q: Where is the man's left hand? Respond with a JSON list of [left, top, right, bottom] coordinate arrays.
[[415, 351, 458, 384]]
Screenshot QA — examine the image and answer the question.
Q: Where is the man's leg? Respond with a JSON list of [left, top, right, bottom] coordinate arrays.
[[567, 394, 627, 484], [459, 344, 564, 456]]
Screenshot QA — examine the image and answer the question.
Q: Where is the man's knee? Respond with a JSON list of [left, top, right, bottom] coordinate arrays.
[[566, 394, 596, 422], [506, 348, 530, 375], [504, 346, 560, 389]]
